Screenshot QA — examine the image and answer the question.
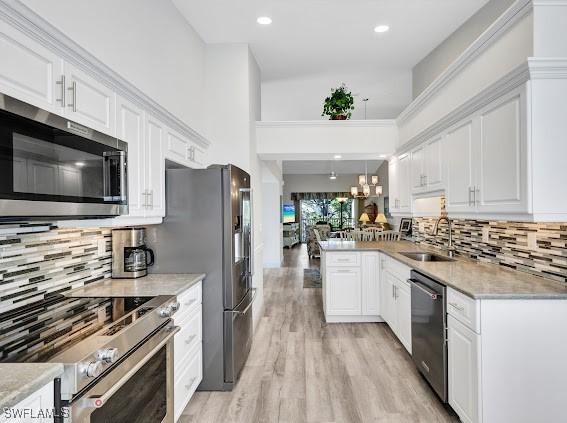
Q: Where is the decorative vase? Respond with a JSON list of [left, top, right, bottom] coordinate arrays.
[[331, 115, 347, 120]]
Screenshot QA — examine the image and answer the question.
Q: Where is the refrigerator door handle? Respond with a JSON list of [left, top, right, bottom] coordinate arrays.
[[227, 288, 257, 315], [240, 187, 254, 278]]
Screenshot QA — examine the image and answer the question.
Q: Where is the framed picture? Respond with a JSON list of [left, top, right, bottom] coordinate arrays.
[[399, 218, 412, 234]]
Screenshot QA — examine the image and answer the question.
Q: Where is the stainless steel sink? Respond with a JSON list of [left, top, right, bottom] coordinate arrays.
[[399, 252, 455, 262]]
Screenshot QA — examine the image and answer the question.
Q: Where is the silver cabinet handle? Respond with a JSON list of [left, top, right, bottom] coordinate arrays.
[[475, 187, 480, 205], [335, 269, 353, 273], [148, 189, 154, 209], [68, 81, 77, 112], [468, 187, 474, 206], [184, 335, 196, 345], [56, 75, 65, 107]]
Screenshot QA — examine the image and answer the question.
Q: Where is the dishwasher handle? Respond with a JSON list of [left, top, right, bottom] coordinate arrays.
[[409, 279, 440, 300]]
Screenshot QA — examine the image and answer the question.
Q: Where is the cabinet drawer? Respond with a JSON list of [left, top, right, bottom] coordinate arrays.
[[447, 287, 480, 333], [174, 281, 202, 321], [174, 305, 202, 369], [174, 343, 202, 421], [327, 252, 360, 267]]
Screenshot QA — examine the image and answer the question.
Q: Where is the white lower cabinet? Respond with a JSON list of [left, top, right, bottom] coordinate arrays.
[[380, 265, 412, 354], [0, 381, 54, 423], [172, 281, 203, 422], [327, 266, 361, 316], [448, 315, 481, 423], [322, 251, 381, 322]]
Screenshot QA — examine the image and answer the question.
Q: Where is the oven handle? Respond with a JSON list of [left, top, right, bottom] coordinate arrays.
[[409, 279, 440, 300], [76, 325, 179, 410]]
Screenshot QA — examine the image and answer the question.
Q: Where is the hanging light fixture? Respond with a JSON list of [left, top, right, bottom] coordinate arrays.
[[350, 161, 382, 199]]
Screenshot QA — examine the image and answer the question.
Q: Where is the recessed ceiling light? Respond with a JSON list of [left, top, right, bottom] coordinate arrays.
[[334, 154, 342, 160], [379, 154, 387, 158], [374, 25, 390, 33], [75, 161, 86, 167], [257, 16, 272, 25]]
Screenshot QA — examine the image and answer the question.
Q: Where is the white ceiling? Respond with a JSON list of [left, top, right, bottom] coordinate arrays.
[[282, 160, 382, 175], [172, 0, 489, 81]]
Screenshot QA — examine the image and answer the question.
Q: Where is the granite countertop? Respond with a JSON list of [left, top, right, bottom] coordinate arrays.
[[67, 273, 206, 298], [319, 240, 567, 300], [0, 363, 63, 414]]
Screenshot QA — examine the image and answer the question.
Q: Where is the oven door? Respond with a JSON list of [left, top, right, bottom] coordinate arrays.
[[68, 325, 179, 423], [0, 94, 128, 219]]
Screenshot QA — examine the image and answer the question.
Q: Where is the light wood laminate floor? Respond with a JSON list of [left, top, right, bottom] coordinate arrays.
[[181, 244, 459, 423]]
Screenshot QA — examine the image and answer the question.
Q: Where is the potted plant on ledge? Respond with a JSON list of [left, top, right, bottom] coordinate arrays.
[[322, 83, 355, 120]]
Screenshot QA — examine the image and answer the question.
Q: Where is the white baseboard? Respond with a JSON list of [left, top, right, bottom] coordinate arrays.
[[324, 315, 384, 323]]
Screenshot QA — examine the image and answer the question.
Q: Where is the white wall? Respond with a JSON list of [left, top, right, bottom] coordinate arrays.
[[261, 69, 412, 121], [204, 44, 252, 170], [399, 11, 533, 147], [412, 0, 516, 99], [261, 161, 283, 268], [19, 0, 207, 136], [257, 120, 398, 160]]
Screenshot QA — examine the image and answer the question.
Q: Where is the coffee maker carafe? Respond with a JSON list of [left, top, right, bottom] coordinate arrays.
[[112, 228, 154, 278]]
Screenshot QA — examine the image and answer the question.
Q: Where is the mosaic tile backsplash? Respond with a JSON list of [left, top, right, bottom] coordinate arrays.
[[412, 218, 567, 283], [0, 224, 112, 361]]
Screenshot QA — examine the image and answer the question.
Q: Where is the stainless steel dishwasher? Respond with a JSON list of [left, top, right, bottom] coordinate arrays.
[[409, 270, 447, 402]]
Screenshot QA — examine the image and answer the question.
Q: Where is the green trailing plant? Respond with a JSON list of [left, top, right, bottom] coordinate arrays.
[[322, 83, 355, 120]]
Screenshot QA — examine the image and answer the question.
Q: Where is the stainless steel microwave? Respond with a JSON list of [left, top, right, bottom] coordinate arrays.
[[0, 94, 128, 220]]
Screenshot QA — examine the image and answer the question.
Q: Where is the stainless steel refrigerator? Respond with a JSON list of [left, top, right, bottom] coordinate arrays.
[[147, 164, 255, 391]]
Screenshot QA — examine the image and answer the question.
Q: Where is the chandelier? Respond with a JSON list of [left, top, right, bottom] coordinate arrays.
[[350, 161, 383, 198]]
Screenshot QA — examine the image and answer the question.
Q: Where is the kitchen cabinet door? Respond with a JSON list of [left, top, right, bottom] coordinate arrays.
[[448, 315, 481, 423], [380, 269, 396, 327], [145, 115, 166, 217], [65, 62, 116, 136], [395, 279, 412, 354], [327, 267, 361, 315], [445, 120, 476, 214], [424, 136, 443, 192], [411, 145, 425, 194], [165, 127, 189, 166], [0, 21, 64, 114], [476, 92, 528, 214], [397, 154, 411, 213], [388, 160, 399, 212], [117, 96, 145, 217], [361, 252, 380, 316]]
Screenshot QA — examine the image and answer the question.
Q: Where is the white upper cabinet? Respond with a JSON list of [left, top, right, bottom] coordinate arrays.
[[389, 154, 411, 215], [445, 120, 476, 214], [424, 136, 443, 191], [444, 87, 529, 217], [64, 62, 116, 136], [397, 154, 411, 213], [411, 136, 444, 194], [411, 145, 425, 193], [145, 115, 166, 218], [476, 92, 527, 214], [0, 21, 63, 113], [117, 96, 145, 217]]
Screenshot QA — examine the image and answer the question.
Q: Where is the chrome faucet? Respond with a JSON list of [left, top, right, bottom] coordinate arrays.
[[431, 216, 456, 258]]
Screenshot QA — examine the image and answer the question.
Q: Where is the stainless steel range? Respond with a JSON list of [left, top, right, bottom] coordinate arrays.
[[1, 295, 180, 423]]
